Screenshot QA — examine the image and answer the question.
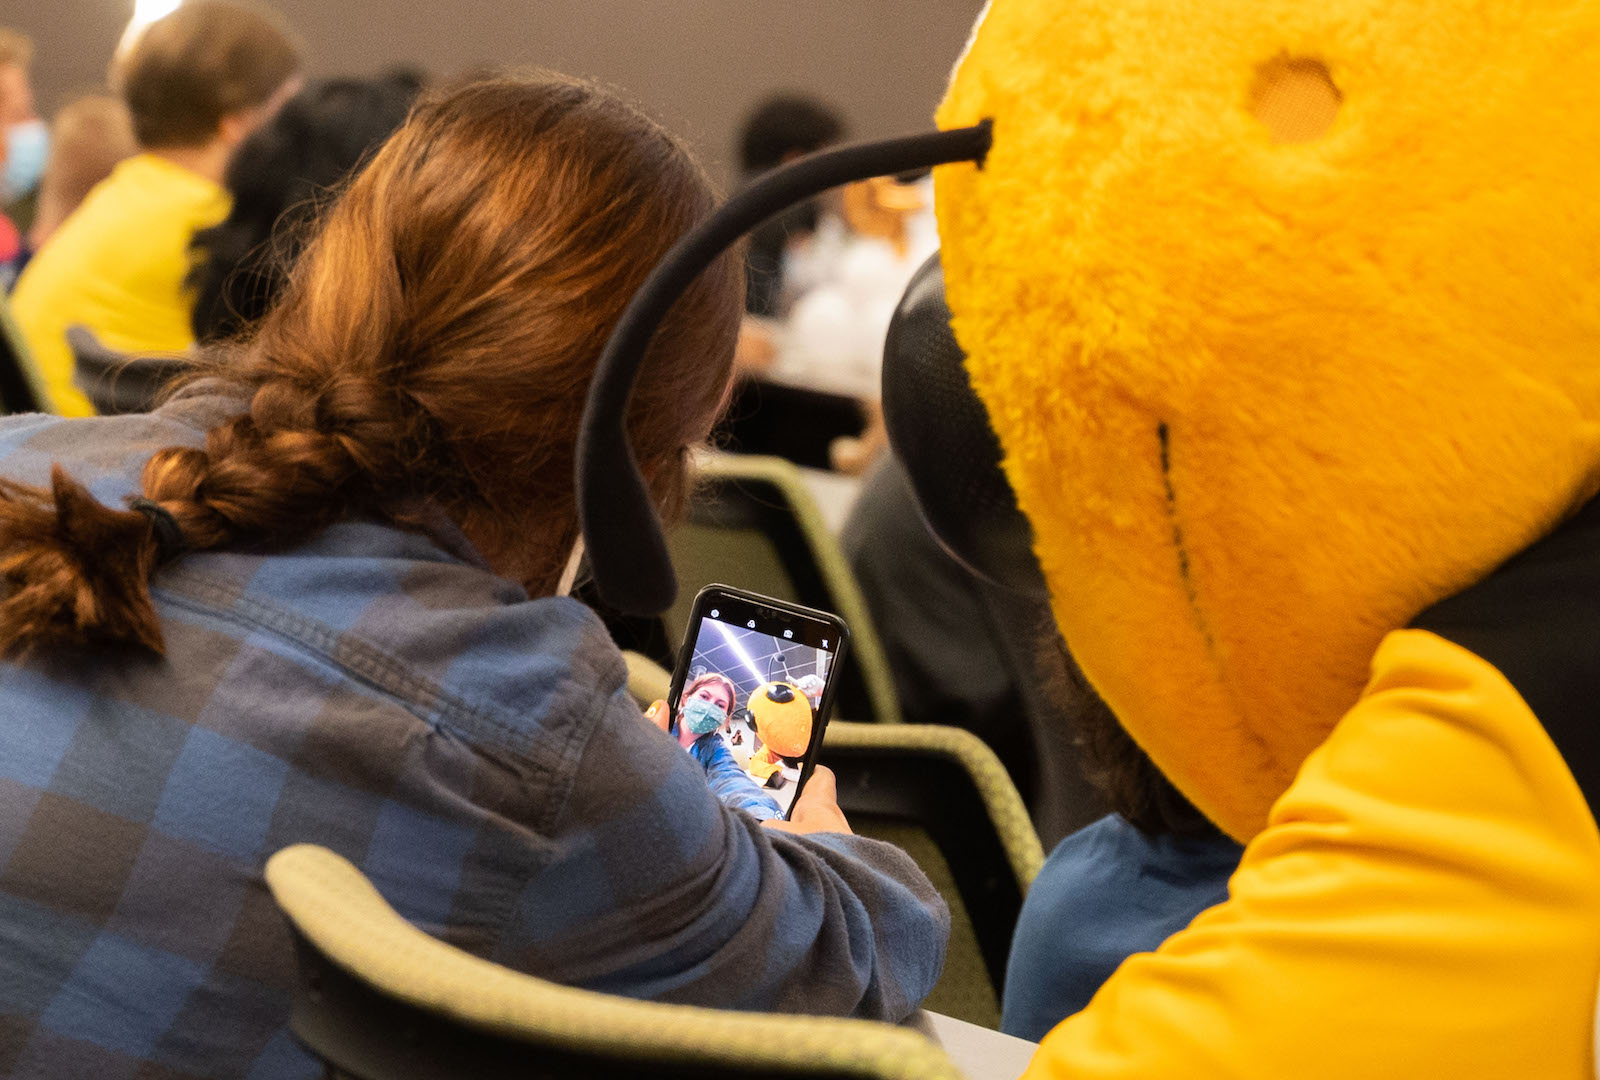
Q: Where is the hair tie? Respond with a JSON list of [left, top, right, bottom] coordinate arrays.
[[129, 498, 187, 562]]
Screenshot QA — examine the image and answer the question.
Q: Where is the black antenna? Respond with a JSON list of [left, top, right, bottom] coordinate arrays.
[[577, 120, 993, 615], [767, 650, 798, 683]]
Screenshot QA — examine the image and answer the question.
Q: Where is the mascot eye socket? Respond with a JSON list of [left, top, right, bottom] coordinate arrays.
[[766, 684, 796, 704], [1250, 55, 1342, 144]]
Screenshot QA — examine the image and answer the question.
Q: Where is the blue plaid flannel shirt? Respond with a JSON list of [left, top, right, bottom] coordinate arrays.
[[0, 394, 949, 1078]]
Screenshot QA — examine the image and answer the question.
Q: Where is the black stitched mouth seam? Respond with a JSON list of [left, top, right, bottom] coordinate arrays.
[[1158, 421, 1216, 653], [1158, 420, 1282, 779]]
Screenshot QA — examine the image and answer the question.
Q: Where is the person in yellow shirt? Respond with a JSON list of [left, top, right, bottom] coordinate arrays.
[[11, 0, 300, 416]]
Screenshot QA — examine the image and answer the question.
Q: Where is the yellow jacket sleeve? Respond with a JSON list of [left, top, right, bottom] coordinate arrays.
[[1026, 628, 1600, 1079]]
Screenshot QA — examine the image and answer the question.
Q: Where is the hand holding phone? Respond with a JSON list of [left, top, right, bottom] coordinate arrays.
[[666, 585, 850, 821], [761, 765, 852, 835]]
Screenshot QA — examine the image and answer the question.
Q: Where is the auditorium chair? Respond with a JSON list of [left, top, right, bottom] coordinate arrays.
[[67, 323, 190, 415], [266, 844, 965, 1080]]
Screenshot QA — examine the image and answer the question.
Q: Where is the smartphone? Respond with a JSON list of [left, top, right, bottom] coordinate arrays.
[[665, 584, 850, 821]]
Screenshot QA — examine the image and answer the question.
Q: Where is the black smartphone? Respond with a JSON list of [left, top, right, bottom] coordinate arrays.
[[665, 584, 850, 821]]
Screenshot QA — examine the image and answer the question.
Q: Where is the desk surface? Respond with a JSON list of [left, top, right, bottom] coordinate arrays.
[[907, 1010, 1038, 1080]]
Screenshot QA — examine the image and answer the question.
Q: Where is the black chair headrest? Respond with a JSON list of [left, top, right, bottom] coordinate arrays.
[[880, 254, 1048, 596]]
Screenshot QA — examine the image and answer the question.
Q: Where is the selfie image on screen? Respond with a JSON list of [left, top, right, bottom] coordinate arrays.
[[672, 609, 835, 820]]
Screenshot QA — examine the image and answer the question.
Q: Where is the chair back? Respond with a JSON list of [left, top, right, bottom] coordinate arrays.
[[821, 722, 1044, 1028], [266, 845, 963, 1080], [68, 324, 191, 415]]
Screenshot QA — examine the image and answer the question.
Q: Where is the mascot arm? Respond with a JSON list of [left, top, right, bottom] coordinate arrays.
[[1026, 628, 1600, 1079]]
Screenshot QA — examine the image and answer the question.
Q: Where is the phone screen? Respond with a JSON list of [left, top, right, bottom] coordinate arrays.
[[668, 588, 844, 820]]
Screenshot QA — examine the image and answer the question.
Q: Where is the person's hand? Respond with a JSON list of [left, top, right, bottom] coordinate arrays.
[[828, 399, 887, 475], [762, 765, 853, 835], [734, 320, 777, 374], [644, 699, 671, 734]]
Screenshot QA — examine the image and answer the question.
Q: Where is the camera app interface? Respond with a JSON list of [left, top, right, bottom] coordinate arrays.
[[672, 599, 837, 819]]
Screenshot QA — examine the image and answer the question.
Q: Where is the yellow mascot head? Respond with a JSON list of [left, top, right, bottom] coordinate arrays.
[[934, 0, 1600, 839], [748, 681, 815, 760]]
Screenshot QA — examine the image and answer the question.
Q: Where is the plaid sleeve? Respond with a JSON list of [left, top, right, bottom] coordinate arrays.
[[499, 684, 950, 1021], [690, 734, 783, 822]]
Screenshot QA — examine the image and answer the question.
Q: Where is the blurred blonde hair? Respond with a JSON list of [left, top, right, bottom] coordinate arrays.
[[0, 28, 33, 70], [30, 96, 138, 248]]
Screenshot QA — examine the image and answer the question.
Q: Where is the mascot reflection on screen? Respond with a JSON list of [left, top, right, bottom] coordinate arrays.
[[933, 0, 1600, 1075], [745, 680, 814, 789]]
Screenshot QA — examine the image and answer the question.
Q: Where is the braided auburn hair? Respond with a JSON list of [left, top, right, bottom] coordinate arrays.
[[0, 73, 741, 655]]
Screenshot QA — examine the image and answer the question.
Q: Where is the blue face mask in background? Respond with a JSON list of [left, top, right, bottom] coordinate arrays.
[[680, 696, 727, 736], [3, 119, 48, 202]]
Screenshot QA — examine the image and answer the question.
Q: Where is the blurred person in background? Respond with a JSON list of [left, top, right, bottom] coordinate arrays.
[[11, 0, 302, 416], [0, 28, 43, 217], [0, 27, 38, 283], [189, 73, 420, 342], [26, 96, 138, 253], [730, 94, 847, 380], [792, 176, 938, 466], [737, 94, 846, 319], [725, 98, 932, 472]]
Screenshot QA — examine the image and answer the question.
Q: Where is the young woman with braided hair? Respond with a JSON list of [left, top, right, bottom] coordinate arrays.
[[0, 75, 946, 1076]]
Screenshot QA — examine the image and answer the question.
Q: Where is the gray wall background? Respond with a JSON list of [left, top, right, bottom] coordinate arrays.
[[16, 0, 985, 185]]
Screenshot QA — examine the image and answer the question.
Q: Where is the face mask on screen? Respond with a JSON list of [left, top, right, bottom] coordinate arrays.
[[679, 696, 726, 736]]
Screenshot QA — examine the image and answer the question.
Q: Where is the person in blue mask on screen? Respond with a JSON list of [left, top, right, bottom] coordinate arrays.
[[653, 672, 785, 821]]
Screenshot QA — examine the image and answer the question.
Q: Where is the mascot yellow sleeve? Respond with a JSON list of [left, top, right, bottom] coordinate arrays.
[[932, 0, 1600, 1075], [1033, 625, 1600, 1077]]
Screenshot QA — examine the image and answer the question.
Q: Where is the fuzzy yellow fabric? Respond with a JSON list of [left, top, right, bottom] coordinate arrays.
[[934, 0, 1600, 840], [748, 680, 814, 758], [1029, 631, 1600, 1078]]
